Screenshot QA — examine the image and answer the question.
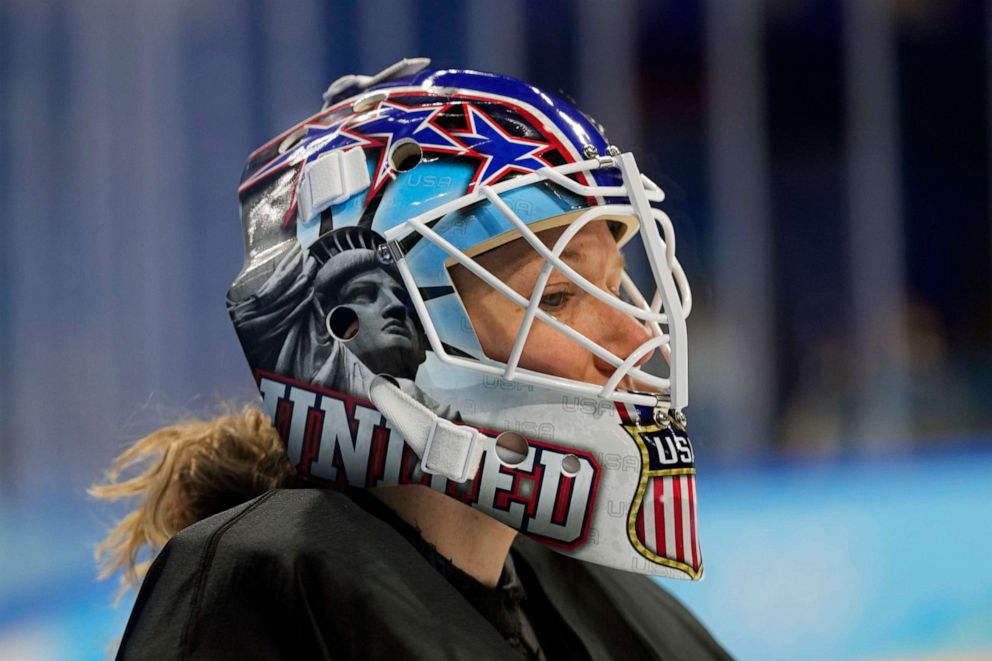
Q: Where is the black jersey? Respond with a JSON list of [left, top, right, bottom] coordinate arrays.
[[116, 489, 731, 660]]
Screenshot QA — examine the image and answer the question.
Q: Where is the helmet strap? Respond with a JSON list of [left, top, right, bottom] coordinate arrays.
[[368, 376, 488, 483]]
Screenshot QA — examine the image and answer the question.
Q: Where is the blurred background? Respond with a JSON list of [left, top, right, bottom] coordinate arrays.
[[2, 0, 990, 659]]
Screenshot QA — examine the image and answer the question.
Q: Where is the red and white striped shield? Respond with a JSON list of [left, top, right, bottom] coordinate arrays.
[[631, 471, 702, 577], [618, 412, 703, 579]]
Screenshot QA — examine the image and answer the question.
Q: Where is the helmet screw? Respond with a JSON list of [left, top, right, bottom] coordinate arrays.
[[606, 145, 621, 157], [376, 243, 394, 265], [673, 410, 687, 427], [582, 144, 598, 160], [653, 408, 671, 428]]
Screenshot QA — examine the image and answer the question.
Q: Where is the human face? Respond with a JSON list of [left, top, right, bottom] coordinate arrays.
[[450, 220, 654, 390], [335, 269, 427, 379]]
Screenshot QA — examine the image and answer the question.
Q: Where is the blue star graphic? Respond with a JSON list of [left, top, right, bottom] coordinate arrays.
[[453, 104, 553, 190], [346, 101, 466, 194]]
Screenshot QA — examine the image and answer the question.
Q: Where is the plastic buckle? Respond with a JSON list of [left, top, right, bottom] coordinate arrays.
[[296, 147, 370, 224], [420, 417, 481, 483]]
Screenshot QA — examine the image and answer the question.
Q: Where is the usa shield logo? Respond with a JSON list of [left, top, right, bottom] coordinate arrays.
[[618, 407, 703, 579]]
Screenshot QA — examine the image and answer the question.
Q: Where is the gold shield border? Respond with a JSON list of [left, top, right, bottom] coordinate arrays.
[[623, 423, 703, 580]]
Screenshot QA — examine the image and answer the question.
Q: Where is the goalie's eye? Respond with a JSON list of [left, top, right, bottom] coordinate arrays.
[[539, 289, 573, 311]]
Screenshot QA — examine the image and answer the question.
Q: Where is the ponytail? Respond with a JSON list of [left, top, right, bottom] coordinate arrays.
[[91, 406, 294, 594]]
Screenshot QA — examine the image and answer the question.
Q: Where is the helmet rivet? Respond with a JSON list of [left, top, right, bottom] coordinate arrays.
[[673, 410, 687, 427], [654, 408, 670, 428], [376, 243, 394, 265], [582, 144, 598, 160], [606, 145, 621, 157]]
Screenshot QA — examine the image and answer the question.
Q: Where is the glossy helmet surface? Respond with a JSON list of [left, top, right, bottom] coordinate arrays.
[[228, 58, 701, 579]]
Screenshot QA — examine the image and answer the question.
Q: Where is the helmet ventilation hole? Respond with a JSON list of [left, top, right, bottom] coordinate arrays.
[[278, 126, 307, 154], [494, 431, 530, 466], [561, 454, 581, 477], [389, 139, 422, 172], [326, 306, 359, 342], [352, 91, 388, 113]]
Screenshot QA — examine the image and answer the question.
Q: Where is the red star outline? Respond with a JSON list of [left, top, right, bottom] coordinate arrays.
[[452, 103, 556, 193], [344, 100, 470, 201]]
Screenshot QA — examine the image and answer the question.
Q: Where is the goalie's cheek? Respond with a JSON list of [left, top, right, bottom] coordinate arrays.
[[516, 319, 596, 381], [555, 297, 654, 381]]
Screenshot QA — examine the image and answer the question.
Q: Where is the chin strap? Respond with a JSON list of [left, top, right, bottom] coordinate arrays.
[[368, 376, 487, 483]]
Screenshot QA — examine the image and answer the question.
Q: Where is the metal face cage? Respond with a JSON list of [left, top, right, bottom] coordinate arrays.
[[383, 152, 693, 413]]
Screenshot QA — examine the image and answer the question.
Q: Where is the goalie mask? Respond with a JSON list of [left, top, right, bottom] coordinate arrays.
[[228, 58, 702, 580]]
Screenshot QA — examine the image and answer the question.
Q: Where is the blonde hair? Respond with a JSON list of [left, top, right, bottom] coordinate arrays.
[[90, 406, 295, 595]]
